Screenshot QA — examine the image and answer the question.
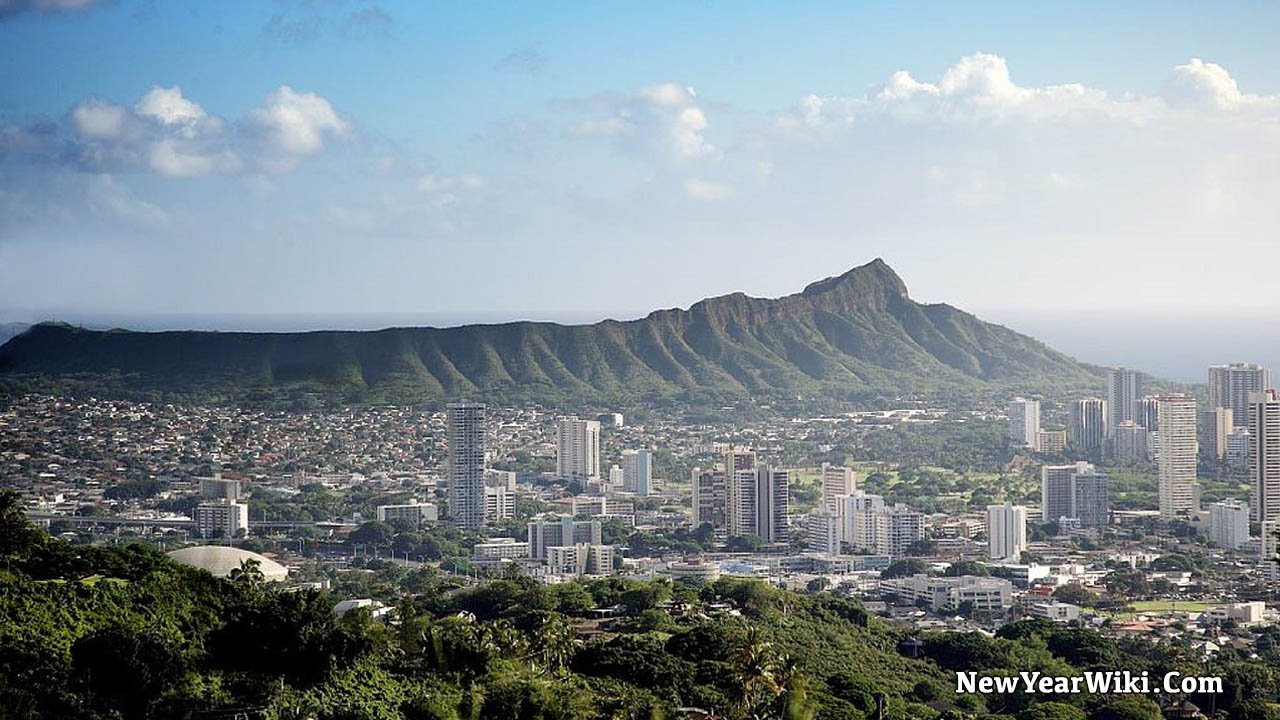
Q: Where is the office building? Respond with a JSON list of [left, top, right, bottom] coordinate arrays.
[[472, 538, 528, 562], [1199, 407, 1234, 461], [1107, 368, 1143, 436], [1210, 363, 1273, 429], [556, 416, 601, 483], [622, 449, 653, 496], [1068, 398, 1107, 457], [880, 574, 1013, 613], [527, 516, 603, 560], [1208, 500, 1250, 550], [376, 502, 439, 526], [1250, 390, 1280, 525], [194, 501, 249, 539], [820, 463, 856, 510], [987, 503, 1027, 561], [447, 402, 488, 529], [1157, 395, 1198, 517], [1008, 398, 1041, 450]]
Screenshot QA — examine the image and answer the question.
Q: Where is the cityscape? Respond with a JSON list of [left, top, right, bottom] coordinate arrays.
[[4, 2, 1280, 720]]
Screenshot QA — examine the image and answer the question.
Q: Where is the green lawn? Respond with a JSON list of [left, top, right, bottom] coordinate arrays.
[[1128, 600, 1215, 613]]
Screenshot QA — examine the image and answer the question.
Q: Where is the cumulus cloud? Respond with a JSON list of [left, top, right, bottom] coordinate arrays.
[[567, 82, 717, 160], [250, 86, 349, 160], [2, 84, 348, 176]]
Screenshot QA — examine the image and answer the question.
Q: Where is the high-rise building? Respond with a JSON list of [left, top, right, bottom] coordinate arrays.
[[622, 449, 652, 496], [608, 465, 624, 486], [805, 511, 841, 554], [1133, 396, 1161, 432], [1071, 468, 1110, 528], [1008, 398, 1041, 450], [839, 492, 886, 552], [1208, 500, 1250, 550], [1113, 421, 1150, 464], [884, 505, 925, 557], [1249, 390, 1280, 525], [1107, 368, 1143, 437], [692, 469, 727, 537], [1040, 462, 1108, 527], [1041, 462, 1093, 524], [1228, 428, 1252, 469], [1156, 395, 1198, 518], [194, 501, 249, 539], [555, 417, 601, 483], [1198, 407, 1234, 461], [447, 402, 488, 529], [725, 464, 789, 543], [484, 486, 514, 521], [724, 448, 756, 476], [527, 516, 603, 560], [1210, 363, 1273, 429], [987, 503, 1027, 561], [1068, 398, 1108, 457], [820, 463, 856, 510]]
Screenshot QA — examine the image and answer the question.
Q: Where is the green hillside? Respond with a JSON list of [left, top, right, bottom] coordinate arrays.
[[0, 260, 1102, 406]]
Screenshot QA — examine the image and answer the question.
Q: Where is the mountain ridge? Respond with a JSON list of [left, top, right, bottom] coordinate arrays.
[[0, 260, 1102, 406]]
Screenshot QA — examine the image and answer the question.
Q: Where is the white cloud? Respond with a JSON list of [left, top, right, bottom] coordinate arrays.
[[135, 86, 210, 128], [71, 100, 128, 139], [567, 82, 717, 160], [250, 85, 349, 156], [683, 178, 733, 200]]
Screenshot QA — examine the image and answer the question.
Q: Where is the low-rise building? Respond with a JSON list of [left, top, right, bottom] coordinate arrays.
[[376, 502, 439, 525], [879, 574, 1013, 613]]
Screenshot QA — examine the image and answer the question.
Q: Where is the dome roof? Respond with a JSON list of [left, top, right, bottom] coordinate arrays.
[[167, 546, 288, 582]]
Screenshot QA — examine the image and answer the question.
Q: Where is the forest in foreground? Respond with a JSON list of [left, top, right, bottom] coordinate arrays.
[[0, 491, 1276, 720]]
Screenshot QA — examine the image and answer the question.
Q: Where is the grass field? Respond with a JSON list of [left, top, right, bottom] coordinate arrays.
[[1128, 600, 1216, 613]]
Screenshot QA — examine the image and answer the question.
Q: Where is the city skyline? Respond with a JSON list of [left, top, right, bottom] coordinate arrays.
[[3, 1, 1280, 323]]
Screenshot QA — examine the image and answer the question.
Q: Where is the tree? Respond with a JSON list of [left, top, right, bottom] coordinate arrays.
[[1051, 584, 1095, 606], [1018, 702, 1087, 720], [228, 557, 266, 588], [944, 560, 988, 577], [881, 559, 926, 579]]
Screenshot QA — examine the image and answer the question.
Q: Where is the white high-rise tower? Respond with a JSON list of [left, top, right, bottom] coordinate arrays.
[[1156, 395, 1198, 518], [556, 417, 601, 483], [447, 402, 488, 529]]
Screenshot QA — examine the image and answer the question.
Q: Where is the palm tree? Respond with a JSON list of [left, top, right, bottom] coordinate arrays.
[[228, 558, 265, 587]]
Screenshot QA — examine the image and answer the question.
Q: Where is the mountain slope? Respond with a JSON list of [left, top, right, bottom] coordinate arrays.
[[0, 260, 1101, 405]]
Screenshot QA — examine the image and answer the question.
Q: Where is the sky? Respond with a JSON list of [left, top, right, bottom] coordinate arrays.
[[2, 0, 1280, 346]]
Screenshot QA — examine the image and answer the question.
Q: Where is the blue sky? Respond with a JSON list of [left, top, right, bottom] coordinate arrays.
[[2, 0, 1280, 327]]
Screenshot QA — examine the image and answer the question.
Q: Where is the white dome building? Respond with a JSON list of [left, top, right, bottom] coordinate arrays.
[[167, 546, 289, 582]]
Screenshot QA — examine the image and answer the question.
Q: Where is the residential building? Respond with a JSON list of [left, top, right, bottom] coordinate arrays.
[[1008, 398, 1041, 450], [820, 463, 856, 510], [199, 472, 242, 501], [545, 544, 613, 576], [555, 416, 601, 483], [727, 465, 789, 543], [1072, 469, 1110, 528], [1250, 390, 1280, 525], [447, 402, 488, 529], [527, 516, 603, 560], [1107, 368, 1143, 437], [1228, 428, 1252, 468], [1156, 395, 1198, 518], [987, 503, 1027, 561], [1113, 421, 1149, 463], [622, 449, 652, 496], [1036, 429, 1067, 455], [692, 469, 727, 537], [1198, 407, 1234, 461], [484, 486, 514, 522], [1210, 363, 1273, 429], [1208, 500, 1250, 550], [806, 511, 841, 554], [376, 502, 439, 526], [193, 501, 249, 539], [1041, 462, 1109, 528], [1134, 396, 1161, 432], [1068, 398, 1107, 456]]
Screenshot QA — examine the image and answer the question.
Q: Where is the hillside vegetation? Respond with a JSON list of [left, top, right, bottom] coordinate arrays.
[[0, 260, 1101, 406]]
